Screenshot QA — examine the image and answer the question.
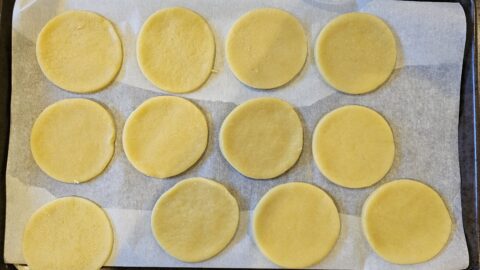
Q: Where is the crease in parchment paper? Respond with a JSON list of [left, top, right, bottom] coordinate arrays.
[[6, 0, 468, 269]]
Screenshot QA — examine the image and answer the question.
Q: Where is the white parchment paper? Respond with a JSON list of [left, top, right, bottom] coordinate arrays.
[[5, 0, 469, 269]]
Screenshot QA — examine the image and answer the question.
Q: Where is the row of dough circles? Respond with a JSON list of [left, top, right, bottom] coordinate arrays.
[[22, 178, 451, 269], [28, 97, 451, 268], [36, 8, 396, 94], [31, 96, 393, 187]]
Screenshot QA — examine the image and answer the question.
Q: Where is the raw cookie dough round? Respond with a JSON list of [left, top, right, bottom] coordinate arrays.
[[36, 11, 123, 93], [123, 96, 208, 178], [362, 179, 452, 264], [151, 177, 239, 262], [23, 197, 114, 270], [226, 8, 307, 89], [137, 7, 215, 93], [220, 98, 303, 179], [313, 105, 394, 188], [31, 99, 115, 183], [253, 182, 340, 268], [316, 12, 396, 94]]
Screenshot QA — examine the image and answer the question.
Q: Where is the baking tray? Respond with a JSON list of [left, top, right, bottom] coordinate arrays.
[[0, 0, 477, 269]]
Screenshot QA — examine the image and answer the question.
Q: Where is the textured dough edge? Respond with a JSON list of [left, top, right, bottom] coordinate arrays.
[[122, 96, 208, 179], [36, 10, 123, 93], [136, 7, 215, 93], [219, 97, 303, 179], [314, 12, 396, 94], [225, 8, 308, 89], [22, 196, 114, 269], [150, 177, 240, 262], [252, 182, 341, 268], [361, 179, 452, 264], [312, 104, 395, 188], [30, 98, 116, 183]]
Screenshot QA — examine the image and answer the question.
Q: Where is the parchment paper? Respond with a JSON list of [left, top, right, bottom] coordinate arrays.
[[5, 0, 469, 269]]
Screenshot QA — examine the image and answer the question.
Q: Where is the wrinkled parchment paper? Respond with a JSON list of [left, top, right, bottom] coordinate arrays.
[[5, 0, 469, 269]]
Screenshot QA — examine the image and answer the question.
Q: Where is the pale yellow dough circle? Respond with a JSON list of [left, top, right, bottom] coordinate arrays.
[[226, 8, 307, 89], [316, 12, 396, 94], [220, 98, 303, 179], [36, 11, 123, 93], [23, 197, 114, 270], [31, 99, 115, 183], [151, 177, 239, 262], [313, 105, 394, 188], [123, 96, 208, 178], [362, 179, 452, 264], [253, 182, 340, 268], [137, 7, 215, 93]]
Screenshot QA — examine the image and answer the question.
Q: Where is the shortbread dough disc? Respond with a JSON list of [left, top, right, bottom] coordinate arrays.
[[123, 96, 208, 178], [313, 105, 394, 188], [23, 197, 114, 270], [316, 12, 396, 94], [220, 98, 303, 179], [253, 182, 340, 268], [36, 11, 123, 93], [362, 179, 452, 264], [226, 8, 307, 89], [151, 177, 239, 262], [137, 7, 215, 93], [31, 99, 115, 183]]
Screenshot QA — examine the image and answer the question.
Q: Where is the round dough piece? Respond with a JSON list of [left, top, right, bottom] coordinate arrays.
[[137, 7, 215, 93], [151, 177, 239, 262], [37, 11, 123, 93], [226, 8, 307, 89], [31, 99, 115, 183], [253, 182, 340, 268], [220, 98, 303, 179], [123, 96, 208, 178], [362, 179, 452, 264], [316, 12, 396, 94], [313, 105, 394, 188], [23, 197, 114, 270]]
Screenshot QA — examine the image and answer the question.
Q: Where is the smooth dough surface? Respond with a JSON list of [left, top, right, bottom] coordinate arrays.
[[137, 7, 215, 93], [362, 179, 452, 264], [226, 8, 307, 89], [220, 98, 303, 179], [23, 197, 114, 270], [37, 11, 123, 93], [253, 182, 340, 268], [313, 105, 394, 188], [31, 99, 115, 183], [123, 96, 208, 178], [151, 177, 239, 262], [316, 12, 396, 94]]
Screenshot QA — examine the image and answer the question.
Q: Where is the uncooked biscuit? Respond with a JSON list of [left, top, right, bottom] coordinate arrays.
[[137, 7, 215, 93], [226, 8, 307, 89], [23, 197, 114, 270], [30, 99, 115, 183], [36, 11, 123, 93], [220, 97, 303, 179], [253, 182, 340, 268], [316, 12, 396, 94], [151, 177, 239, 262], [123, 96, 208, 178], [312, 105, 394, 188], [362, 179, 452, 264]]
